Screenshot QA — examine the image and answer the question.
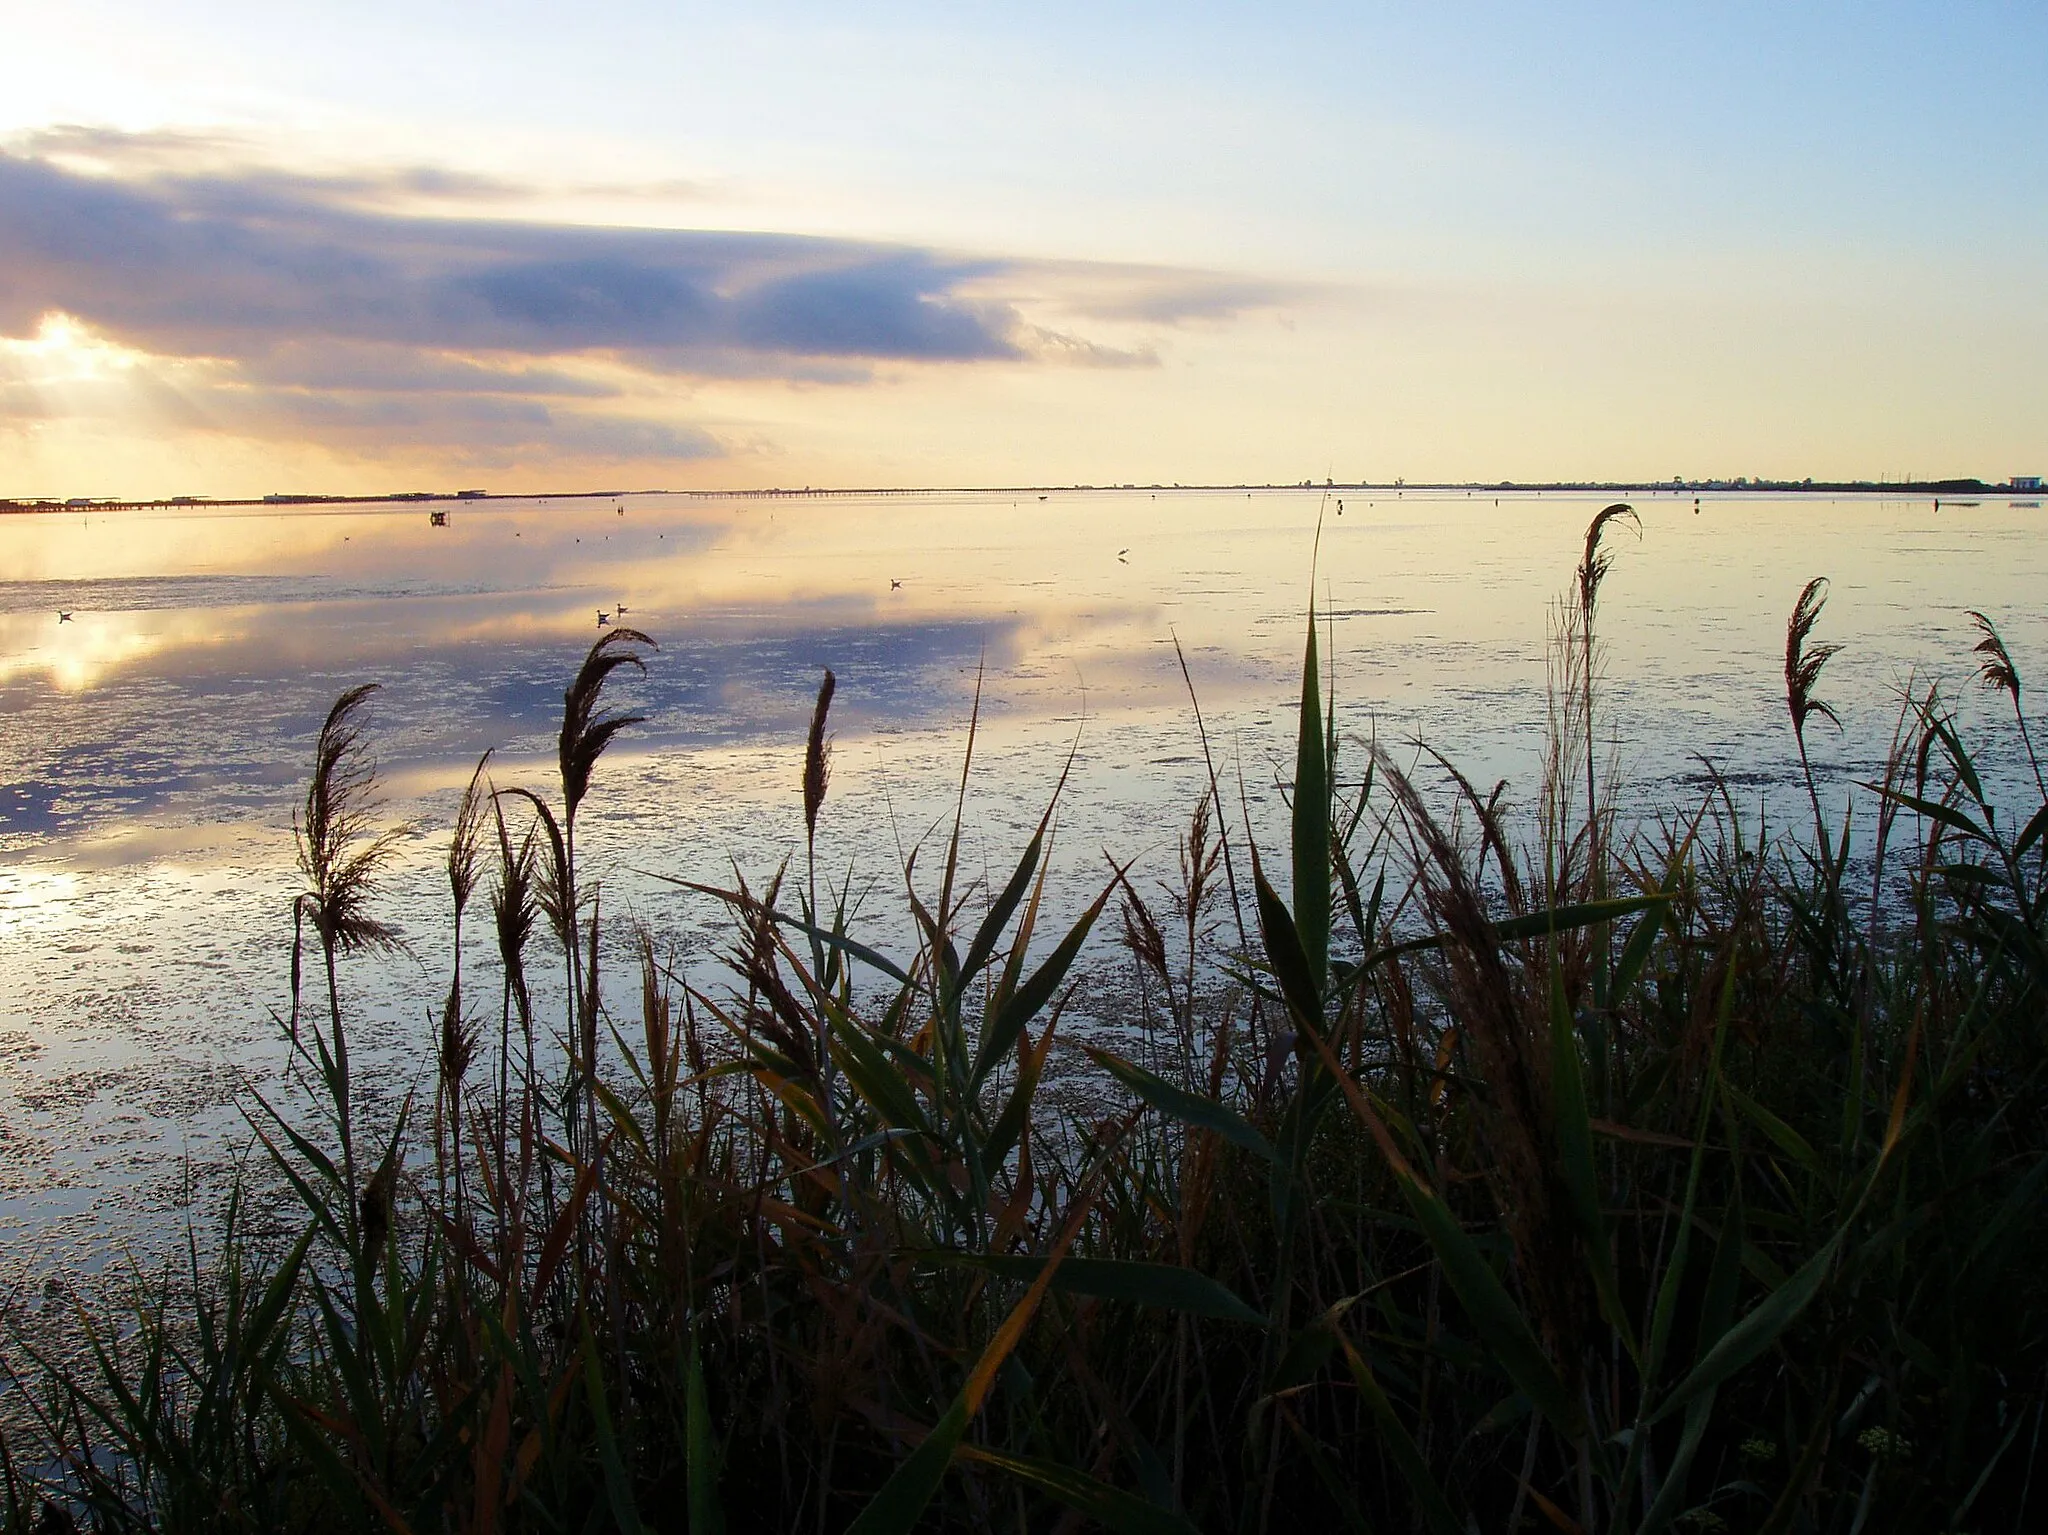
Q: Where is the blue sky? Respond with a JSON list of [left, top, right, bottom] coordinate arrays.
[[1, 1, 2043, 491]]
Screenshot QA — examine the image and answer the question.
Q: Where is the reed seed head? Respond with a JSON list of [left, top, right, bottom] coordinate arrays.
[[360, 1153, 397, 1255], [804, 668, 836, 847], [1576, 502, 1639, 620], [294, 683, 403, 956], [1966, 610, 2021, 702], [439, 987, 478, 1094], [448, 750, 491, 919], [559, 627, 656, 823], [490, 791, 541, 1020], [1786, 577, 1843, 742], [1118, 882, 1170, 986]]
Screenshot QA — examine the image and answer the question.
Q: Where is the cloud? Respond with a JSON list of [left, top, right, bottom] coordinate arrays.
[[240, 389, 719, 460], [995, 262, 1304, 326], [0, 133, 1308, 473], [239, 342, 621, 398], [19, 126, 716, 210], [0, 149, 1022, 368]]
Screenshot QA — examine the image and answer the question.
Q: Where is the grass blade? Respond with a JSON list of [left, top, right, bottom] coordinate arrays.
[[1084, 1045, 1274, 1162], [958, 1445, 1200, 1535], [929, 1254, 1266, 1326]]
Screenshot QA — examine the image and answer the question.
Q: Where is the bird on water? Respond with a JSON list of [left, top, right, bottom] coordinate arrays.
[[57, 611, 73, 623], [597, 610, 612, 626]]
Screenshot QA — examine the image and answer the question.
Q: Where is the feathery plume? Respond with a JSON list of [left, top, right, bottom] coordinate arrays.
[[1967, 610, 2020, 701], [804, 668, 836, 850], [448, 751, 491, 921], [1785, 577, 1843, 742], [490, 794, 540, 1027], [295, 684, 404, 958], [1576, 502, 1639, 623], [1966, 609, 2046, 797], [559, 628, 657, 824]]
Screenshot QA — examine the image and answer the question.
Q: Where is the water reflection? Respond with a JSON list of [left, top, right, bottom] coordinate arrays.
[[1, 488, 2044, 1274]]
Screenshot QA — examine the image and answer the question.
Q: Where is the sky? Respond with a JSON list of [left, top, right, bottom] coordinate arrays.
[[1, 0, 2044, 495]]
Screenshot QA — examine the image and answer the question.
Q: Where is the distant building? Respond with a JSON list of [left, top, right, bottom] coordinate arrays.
[[2014, 475, 2042, 491]]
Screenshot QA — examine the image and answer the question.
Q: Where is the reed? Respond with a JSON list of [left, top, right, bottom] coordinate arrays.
[[1785, 575, 1843, 847], [5, 522, 2046, 1534]]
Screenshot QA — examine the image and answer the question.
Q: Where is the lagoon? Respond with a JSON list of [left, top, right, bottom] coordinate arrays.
[[1, 486, 2042, 1277]]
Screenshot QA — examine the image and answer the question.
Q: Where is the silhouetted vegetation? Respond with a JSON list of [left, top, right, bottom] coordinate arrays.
[[4, 510, 2045, 1533]]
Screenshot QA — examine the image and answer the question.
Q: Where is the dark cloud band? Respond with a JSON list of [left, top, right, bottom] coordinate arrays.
[[0, 151, 1021, 367], [0, 137, 1294, 468]]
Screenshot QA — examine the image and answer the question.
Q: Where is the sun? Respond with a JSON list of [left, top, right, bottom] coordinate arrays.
[[1, 310, 157, 384]]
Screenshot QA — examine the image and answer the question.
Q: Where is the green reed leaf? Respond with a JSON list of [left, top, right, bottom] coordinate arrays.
[[1549, 959, 1636, 1361], [687, 1322, 725, 1535], [848, 1186, 1093, 1535], [1609, 898, 1667, 1003], [1334, 1331, 1464, 1535], [961, 1446, 1199, 1535], [1083, 1045, 1274, 1162], [2014, 800, 2048, 860], [1864, 783, 1993, 846], [979, 877, 1114, 1083], [1400, 1169, 1584, 1440], [1725, 1083, 1823, 1177], [931, 1254, 1266, 1326], [583, 1320, 649, 1534], [1253, 858, 1324, 1032], [847, 1397, 970, 1535], [958, 826, 1042, 998], [1653, 1227, 1842, 1423], [1293, 599, 1331, 983]]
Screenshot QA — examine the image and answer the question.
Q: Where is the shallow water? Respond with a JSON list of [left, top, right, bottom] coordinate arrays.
[[1, 486, 2043, 1277]]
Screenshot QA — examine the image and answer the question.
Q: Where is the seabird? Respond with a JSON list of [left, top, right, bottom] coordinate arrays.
[[890, 579, 903, 590], [616, 603, 630, 615], [57, 611, 72, 623], [597, 610, 612, 626], [1117, 549, 1129, 563]]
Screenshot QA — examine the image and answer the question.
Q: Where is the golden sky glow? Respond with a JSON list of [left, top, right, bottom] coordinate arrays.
[[2, 3, 2044, 495]]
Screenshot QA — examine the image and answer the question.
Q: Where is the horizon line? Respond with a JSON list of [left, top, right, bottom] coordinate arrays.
[[3, 474, 2039, 513]]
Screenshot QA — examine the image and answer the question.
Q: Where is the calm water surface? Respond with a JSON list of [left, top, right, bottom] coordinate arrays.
[[1, 487, 2043, 1276]]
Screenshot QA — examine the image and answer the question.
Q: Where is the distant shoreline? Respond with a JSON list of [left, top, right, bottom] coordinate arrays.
[[0, 477, 2034, 514]]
